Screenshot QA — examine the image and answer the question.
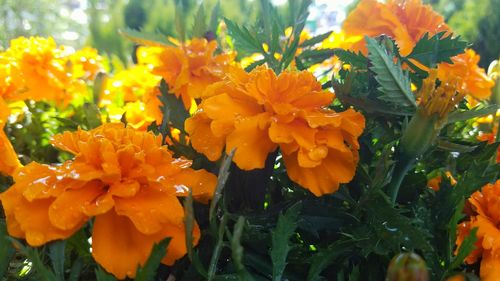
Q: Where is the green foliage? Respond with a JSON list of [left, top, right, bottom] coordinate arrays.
[[0, 220, 15, 279], [135, 238, 171, 281], [405, 32, 468, 67], [366, 36, 416, 109], [118, 28, 174, 47]]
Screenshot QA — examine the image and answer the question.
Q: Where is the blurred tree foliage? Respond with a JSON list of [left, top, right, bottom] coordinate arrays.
[[426, 0, 500, 67], [0, 0, 88, 48]]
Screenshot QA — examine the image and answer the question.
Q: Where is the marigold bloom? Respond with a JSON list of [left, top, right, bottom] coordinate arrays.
[[137, 38, 234, 109], [342, 0, 450, 56], [437, 49, 495, 102], [0, 123, 217, 279], [427, 171, 456, 191], [477, 125, 500, 163], [2, 36, 86, 104], [0, 98, 21, 176], [456, 180, 500, 281], [69, 47, 104, 80], [185, 66, 365, 196]]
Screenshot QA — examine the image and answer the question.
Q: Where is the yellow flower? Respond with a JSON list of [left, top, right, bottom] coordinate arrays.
[[342, 0, 450, 56], [456, 180, 500, 281], [0, 123, 217, 279], [0, 98, 21, 176], [69, 47, 104, 80], [137, 38, 234, 109], [186, 66, 365, 196]]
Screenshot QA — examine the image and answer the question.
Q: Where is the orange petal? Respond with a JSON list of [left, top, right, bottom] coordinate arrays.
[[169, 168, 217, 203], [185, 112, 225, 161], [0, 125, 21, 176], [226, 114, 277, 170], [49, 180, 105, 230], [114, 186, 184, 235], [480, 250, 500, 281]]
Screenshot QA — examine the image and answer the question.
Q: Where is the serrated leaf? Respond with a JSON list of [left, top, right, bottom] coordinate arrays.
[[307, 239, 357, 281], [447, 105, 499, 124], [406, 32, 467, 67], [333, 49, 368, 68], [366, 36, 416, 108], [10, 238, 58, 281], [450, 228, 478, 270], [119, 28, 173, 47], [48, 240, 66, 281], [270, 202, 301, 281], [0, 220, 15, 279], [158, 80, 189, 134], [135, 238, 171, 281], [209, 1, 221, 32], [300, 31, 333, 47], [192, 4, 207, 38], [224, 18, 263, 55]]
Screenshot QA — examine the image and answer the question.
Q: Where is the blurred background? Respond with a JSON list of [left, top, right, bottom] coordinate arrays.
[[0, 0, 498, 67]]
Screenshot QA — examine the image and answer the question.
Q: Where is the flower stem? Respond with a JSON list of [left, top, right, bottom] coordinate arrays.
[[387, 155, 415, 204]]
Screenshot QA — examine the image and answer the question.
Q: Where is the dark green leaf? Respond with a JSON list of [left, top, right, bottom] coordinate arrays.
[[333, 49, 368, 68], [95, 266, 117, 281], [135, 238, 171, 281], [437, 140, 478, 153], [366, 36, 416, 108], [270, 202, 301, 281], [119, 28, 173, 47], [300, 31, 333, 47], [10, 238, 58, 281], [296, 49, 335, 69], [158, 80, 190, 133], [68, 258, 84, 281], [231, 217, 254, 281], [192, 4, 207, 38], [406, 32, 467, 67], [307, 239, 357, 281], [209, 150, 235, 225], [244, 59, 266, 72], [0, 220, 15, 279], [48, 240, 66, 281]]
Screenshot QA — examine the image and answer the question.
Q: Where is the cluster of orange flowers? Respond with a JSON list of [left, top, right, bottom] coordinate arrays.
[[456, 181, 500, 281], [0, 123, 216, 279], [0, 37, 102, 104], [186, 66, 365, 196], [341, 0, 494, 102]]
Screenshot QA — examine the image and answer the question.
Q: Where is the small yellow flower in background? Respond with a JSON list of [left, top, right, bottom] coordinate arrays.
[[437, 49, 495, 102], [342, 0, 450, 56], [69, 47, 104, 80], [427, 171, 456, 191], [0, 123, 217, 279], [137, 38, 234, 110], [456, 180, 500, 281], [186, 65, 365, 196]]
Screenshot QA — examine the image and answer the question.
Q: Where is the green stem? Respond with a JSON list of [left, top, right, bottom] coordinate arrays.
[[387, 155, 415, 204]]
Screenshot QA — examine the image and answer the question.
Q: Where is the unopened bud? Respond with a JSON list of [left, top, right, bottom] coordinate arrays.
[[386, 252, 429, 281]]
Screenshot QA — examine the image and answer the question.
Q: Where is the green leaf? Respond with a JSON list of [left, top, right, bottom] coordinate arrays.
[[82, 103, 102, 129], [10, 238, 58, 281], [48, 240, 66, 281], [0, 220, 15, 279], [295, 49, 335, 69], [175, 1, 186, 42], [92, 72, 107, 105], [209, 150, 235, 226], [300, 31, 333, 47], [366, 36, 416, 108], [209, 1, 221, 33], [183, 190, 208, 277], [225, 18, 263, 55], [447, 104, 499, 124], [406, 32, 467, 67], [68, 258, 84, 281], [450, 228, 478, 270], [437, 140, 478, 153], [135, 238, 171, 281], [307, 239, 357, 281], [270, 202, 301, 281], [333, 49, 368, 68], [245, 59, 266, 72], [192, 4, 207, 38], [231, 216, 254, 281], [95, 266, 117, 281], [119, 28, 173, 47], [158, 80, 190, 133]]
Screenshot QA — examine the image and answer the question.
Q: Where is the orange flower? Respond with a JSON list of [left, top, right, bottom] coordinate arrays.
[[477, 124, 500, 163], [2, 36, 86, 104], [427, 171, 457, 191], [342, 0, 450, 56], [0, 123, 217, 279], [437, 49, 495, 102], [456, 180, 500, 281], [185, 66, 365, 196], [137, 38, 234, 109], [0, 98, 21, 176]]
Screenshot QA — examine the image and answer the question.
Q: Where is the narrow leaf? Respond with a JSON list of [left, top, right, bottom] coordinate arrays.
[[48, 240, 66, 281], [450, 228, 478, 270], [209, 1, 221, 32], [209, 149, 235, 225], [119, 28, 173, 47], [447, 105, 499, 124], [95, 266, 117, 281], [192, 4, 207, 38], [300, 31, 332, 47], [135, 238, 171, 281], [271, 203, 302, 281], [10, 238, 58, 281], [0, 220, 15, 279], [366, 36, 416, 108]]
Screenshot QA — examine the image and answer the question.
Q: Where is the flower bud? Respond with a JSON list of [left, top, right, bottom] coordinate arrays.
[[386, 252, 429, 281]]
